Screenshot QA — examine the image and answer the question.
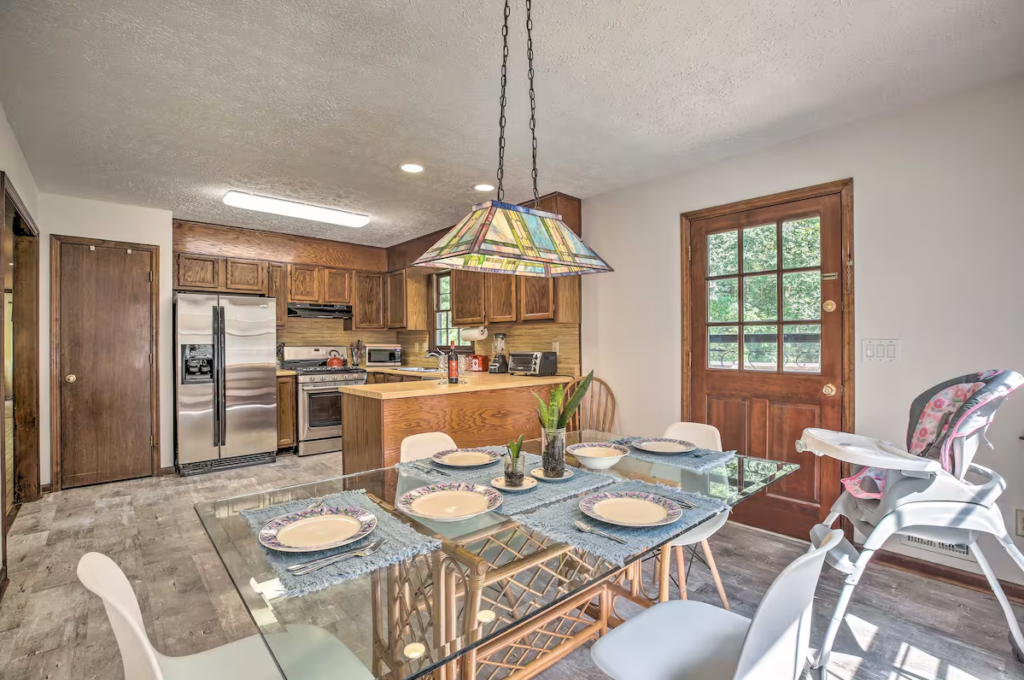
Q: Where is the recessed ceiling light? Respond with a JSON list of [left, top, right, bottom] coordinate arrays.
[[222, 191, 369, 228], [474, 183, 495, 192], [400, 163, 424, 173]]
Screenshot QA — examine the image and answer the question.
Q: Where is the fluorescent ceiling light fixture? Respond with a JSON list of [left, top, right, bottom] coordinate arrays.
[[400, 163, 424, 173], [222, 191, 369, 228], [474, 183, 495, 192]]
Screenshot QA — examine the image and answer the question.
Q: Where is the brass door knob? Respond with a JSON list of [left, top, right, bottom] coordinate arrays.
[[822, 383, 836, 396], [65, 374, 77, 383]]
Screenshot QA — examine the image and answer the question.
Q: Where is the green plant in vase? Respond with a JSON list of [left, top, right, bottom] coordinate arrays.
[[534, 371, 594, 478], [503, 434, 526, 487]]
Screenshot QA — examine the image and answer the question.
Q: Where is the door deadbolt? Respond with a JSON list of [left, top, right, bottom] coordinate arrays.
[[822, 383, 836, 396], [822, 300, 837, 313], [65, 374, 77, 383]]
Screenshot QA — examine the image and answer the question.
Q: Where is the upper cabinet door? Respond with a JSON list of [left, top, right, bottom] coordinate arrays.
[[322, 268, 352, 304], [486, 273, 517, 323], [386, 270, 407, 329], [267, 263, 288, 328], [354, 272, 386, 329], [519, 277, 555, 321], [177, 254, 221, 289], [224, 258, 267, 293], [288, 264, 320, 302], [451, 270, 487, 326]]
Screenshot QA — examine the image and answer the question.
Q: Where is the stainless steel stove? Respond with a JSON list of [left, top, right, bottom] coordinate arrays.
[[282, 346, 368, 456]]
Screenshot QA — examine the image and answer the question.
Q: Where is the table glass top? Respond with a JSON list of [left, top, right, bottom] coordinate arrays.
[[195, 430, 798, 679]]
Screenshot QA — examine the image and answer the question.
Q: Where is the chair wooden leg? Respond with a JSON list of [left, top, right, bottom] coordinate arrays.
[[674, 545, 687, 600], [700, 539, 729, 610], [659, 545, 671, 603]]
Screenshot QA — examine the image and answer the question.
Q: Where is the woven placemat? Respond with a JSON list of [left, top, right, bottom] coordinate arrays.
[[241, 490, 440, 597], [609, 436, 736, 473], [511, 479, 728, 566]]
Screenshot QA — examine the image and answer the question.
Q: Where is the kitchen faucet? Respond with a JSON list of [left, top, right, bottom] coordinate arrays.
[[425, 349, 446, 372]]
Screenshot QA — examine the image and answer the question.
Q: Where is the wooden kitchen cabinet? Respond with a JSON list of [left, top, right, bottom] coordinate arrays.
[[224, 258, 267, 293], [322, 267, 351, 303], [177, 254, 221, 289], [354, 272, 386, 329], [387, 268, 429, 330], [519, 277, 555, 321], [276, 375, 297, 449], [267, 263, 289, 328], [288, 264, 321, 302], [175, 254, 268, 294], [486, 273, 517, 323], [451, 269, 487, 326]]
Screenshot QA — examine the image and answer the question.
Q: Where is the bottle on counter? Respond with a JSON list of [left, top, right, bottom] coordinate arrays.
[[448, 341, 459, 385]]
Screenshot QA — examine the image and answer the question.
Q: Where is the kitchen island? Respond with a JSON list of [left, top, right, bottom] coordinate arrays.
[[339, 372, 573, 472]]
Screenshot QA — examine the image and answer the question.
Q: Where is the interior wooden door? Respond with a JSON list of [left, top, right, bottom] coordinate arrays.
[[690, 194, 843, 538], [58, 240, 155, 488]]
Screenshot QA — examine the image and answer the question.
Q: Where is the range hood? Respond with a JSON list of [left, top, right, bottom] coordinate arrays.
[[287, 303, 353, 319]]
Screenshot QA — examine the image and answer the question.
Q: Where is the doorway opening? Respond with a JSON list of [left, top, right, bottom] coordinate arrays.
[[680, 179, 854, 539]]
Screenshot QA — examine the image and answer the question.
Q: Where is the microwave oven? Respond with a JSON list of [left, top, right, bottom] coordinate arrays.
[[365, 345, 402, 367]]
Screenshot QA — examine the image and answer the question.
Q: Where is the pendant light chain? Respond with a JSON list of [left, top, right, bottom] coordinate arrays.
[[525, 0, 539, 203], [495, 0, 511, 202]]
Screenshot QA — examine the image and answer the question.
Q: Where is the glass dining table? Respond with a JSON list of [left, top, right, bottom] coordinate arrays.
[[195, 430, 798, 680]]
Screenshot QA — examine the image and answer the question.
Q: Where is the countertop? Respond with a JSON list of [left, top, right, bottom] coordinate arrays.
[[338, 372, 572, 400], [276, 369, 297, 377], [363, 366, 445, 377]]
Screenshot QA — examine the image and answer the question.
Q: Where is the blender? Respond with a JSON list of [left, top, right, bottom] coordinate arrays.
[[488, 333, 509, 373]]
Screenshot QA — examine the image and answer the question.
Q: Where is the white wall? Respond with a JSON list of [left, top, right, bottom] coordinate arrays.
[[582, 76, 1024, 582], [38, 194, 174, 481]]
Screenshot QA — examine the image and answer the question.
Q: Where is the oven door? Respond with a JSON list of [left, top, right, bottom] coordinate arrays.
[[298, 383, 344, 441]]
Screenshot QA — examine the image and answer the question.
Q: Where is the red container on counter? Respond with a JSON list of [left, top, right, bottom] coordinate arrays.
[[468, 355, 490, 372]]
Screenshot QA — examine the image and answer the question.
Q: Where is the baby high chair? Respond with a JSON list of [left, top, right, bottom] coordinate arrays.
[[796, 369, 1024, 671]]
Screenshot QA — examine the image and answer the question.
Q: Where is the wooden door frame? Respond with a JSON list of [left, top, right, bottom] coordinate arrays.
[[680, 178, 855, 433], [50, 234, 160, 492]]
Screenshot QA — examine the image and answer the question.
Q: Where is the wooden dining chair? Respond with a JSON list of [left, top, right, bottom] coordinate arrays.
[[400, 432, 457, 462], [77, 552, 371, 680], [564, 376, 616, 433], [662, 421, 730, 609]]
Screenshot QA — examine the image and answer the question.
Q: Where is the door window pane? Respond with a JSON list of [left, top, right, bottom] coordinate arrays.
[[708, 326, 739, 370], [782, 217, 820, 269], [743, 274, 777, 321], [783, 324, 821, 374], [707, 231, 738, 276], [744, 325, 778, 372], [743, 224, 777, 273], [782, 271, 821, 320], [708, 278, 739, 322]]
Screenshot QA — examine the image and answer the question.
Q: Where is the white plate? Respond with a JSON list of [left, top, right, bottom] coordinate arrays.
[[632, 438, 697, 454], [431, 448, 502, 468], [530, 467, 575, 483], [579, 491, 684, 528], [397, 482, 503, 522], [491, 476, 538, 493], [258, 506, 378, 553]]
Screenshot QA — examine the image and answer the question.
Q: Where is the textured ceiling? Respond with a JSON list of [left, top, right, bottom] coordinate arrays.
[[0, 0, 1022, 247]]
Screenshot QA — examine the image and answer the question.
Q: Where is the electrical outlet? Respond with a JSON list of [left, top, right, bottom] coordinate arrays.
[[1016, 509, 1024, 537], [552, 341, 560, 354]]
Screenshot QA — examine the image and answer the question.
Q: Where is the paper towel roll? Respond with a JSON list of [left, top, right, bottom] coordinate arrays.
[[460, 326, 489, 342]]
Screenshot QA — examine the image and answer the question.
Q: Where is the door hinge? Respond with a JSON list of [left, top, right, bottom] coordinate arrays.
[[148, 353, 153, 365], [688, 245, 692, 262], [149, 271, 153, 282], [151, 435, 154, 447], [688, 351, 692, 367]]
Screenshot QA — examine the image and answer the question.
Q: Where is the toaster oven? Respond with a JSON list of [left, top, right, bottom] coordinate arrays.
[[508, 351, 558, 376]]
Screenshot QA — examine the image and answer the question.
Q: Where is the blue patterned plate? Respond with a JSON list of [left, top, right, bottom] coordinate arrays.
[[632, 437, 697, 454], [258, 506, 377, 553], [431, 448, 502, 468], [579, 491, 684, 527], [397, 482, 503, 522]]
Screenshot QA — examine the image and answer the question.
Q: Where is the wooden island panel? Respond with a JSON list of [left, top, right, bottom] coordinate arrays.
[[342, 384, 558, 472]]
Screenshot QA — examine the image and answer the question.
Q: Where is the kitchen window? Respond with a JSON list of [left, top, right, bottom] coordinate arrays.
[[432, 272, 472, 352]]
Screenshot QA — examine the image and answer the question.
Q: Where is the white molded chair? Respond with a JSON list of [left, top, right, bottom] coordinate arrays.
[[662, 421, 730, 608], [77, 552, 371, 680], [400, 432, 457, 462], [591, 530, 842, 680]]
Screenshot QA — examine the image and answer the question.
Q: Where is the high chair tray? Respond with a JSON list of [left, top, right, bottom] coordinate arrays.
[[796, 428, 942, 473]]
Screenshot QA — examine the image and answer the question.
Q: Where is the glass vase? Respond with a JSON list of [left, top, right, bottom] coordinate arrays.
[[542, 427, 567, 478], [504, 453, 525, 487]]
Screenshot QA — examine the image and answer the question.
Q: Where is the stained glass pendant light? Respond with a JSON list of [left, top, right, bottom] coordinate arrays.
[[413, 0, 612, 278]]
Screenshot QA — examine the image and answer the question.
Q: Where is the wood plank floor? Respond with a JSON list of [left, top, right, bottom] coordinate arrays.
[[1, 451, 1023, 679]]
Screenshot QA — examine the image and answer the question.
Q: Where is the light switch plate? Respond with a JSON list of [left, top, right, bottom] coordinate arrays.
[[1017, 509, 1024, 538], [862, 339, 900, 362], [552, 341, 560, 355]]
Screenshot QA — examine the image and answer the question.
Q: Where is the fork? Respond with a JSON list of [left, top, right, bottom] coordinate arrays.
[[291, 538, 387, 576], [411, 461, 450, 477], [573, 520, 628, 545], [287, 537, 385, 572]]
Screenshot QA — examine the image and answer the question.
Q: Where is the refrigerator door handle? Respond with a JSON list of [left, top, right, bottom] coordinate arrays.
[[218, 305, 227, 446], [212, 305, 222, 447]]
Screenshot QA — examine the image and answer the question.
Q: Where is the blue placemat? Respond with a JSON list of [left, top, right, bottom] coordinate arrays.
[[511, 479, 728, 566], [241, 490, 441, 597], [610, 436, 736, 473], [400, 450, 616, 515]]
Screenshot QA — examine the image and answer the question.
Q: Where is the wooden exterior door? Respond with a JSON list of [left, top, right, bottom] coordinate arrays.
[[689, 192, 845, 538], [55, 237, 157, 489]]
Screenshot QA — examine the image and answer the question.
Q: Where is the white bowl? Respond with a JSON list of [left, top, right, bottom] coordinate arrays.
[[567, 443, 629, 470]]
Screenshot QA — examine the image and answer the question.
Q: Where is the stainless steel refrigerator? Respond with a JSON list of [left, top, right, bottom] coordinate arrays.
[[174, 293, 278, 475]]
